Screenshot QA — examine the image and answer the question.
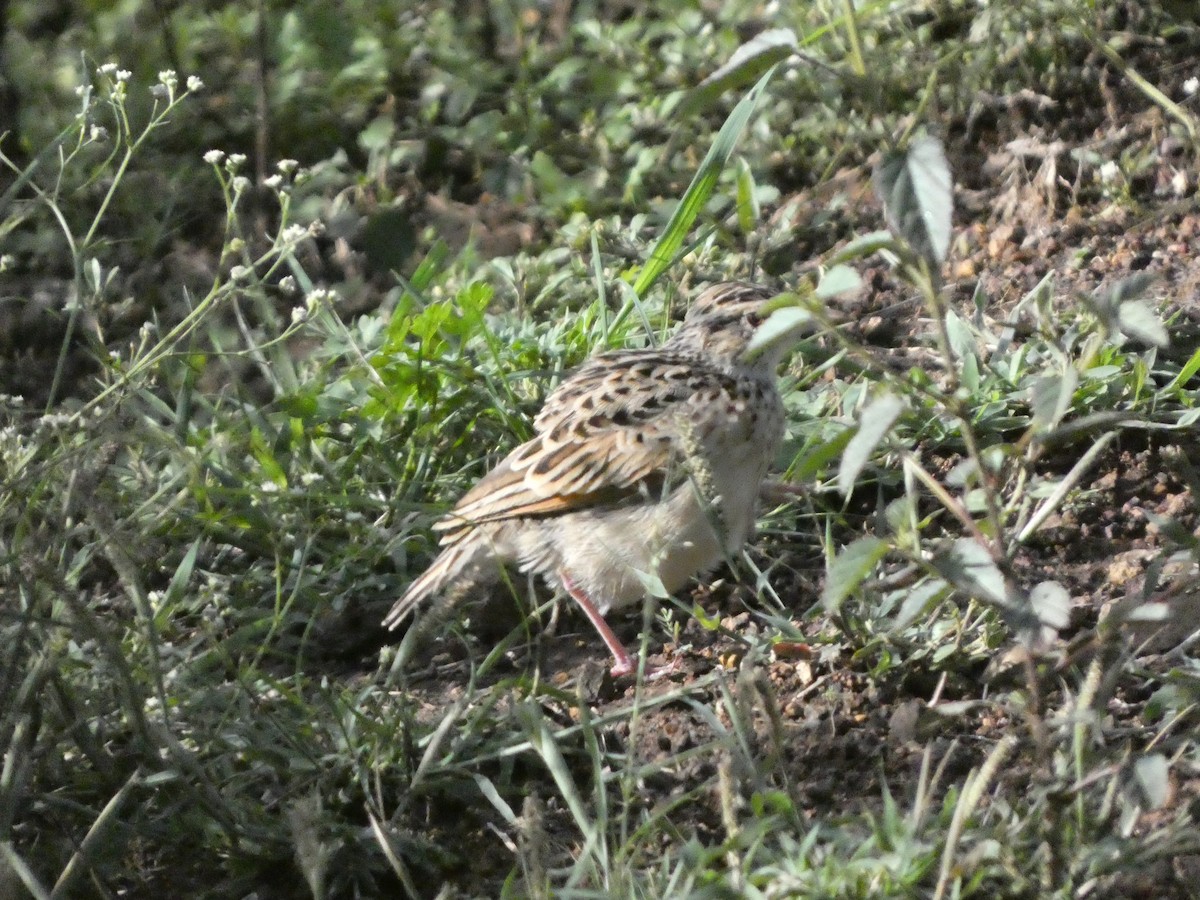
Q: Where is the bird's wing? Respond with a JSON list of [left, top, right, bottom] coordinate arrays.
[[434, 350, 736, 544]]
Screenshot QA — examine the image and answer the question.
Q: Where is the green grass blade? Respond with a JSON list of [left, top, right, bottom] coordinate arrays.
[[633, 64, 780, 297]]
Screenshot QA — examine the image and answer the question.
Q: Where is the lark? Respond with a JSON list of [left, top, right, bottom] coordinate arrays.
[[383, 281, 794, 676]]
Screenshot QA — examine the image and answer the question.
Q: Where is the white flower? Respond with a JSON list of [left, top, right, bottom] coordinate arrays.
[[1098, 160, 1121, 184], [305, 288, 335, 314], [97, 63, 118, 76], [149, 83, 170, 99], [115, 69, 132, 83], [281, 224, 307, 242], [279, 275, 297, 294], [263, 174, 283, 190], [231, 175, 251, 194], [157, 70, 177, 87], [226, 153, 247, 170], [0, 255, 12, 272], [229, 265, 251, 282], [260, 481, 281, 493], [1185, 76, 1199, 96], [203, 149, 226, 165], [299, 472, 321, 486], [291, 306, 308, 325], [187, 75, 204, 92], [89, 125, 108, 142], [276, 159, 299, 174]]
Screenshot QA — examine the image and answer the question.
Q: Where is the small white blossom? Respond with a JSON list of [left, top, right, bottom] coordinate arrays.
[[97, 63, 118, 76], [1098, 160, 1121, 184], [89, 125, 108, 142], [231, 175, 251, 194], [276, 159, 299, 174], [305, 288, 335, 315], [263, 174, 283, 190], [203, 149, 226, 165], [1185, 76, 1199, 96], [281, 224, 307, 243], [149, 83, 170, 99], [260, 481, 281, 493], [291, 306, 308, 325], [279, 275, 298, 294], [157, 69, 177, 87], [187, 75, 204, 92], [226, 153, 247, 171], [0, 255, 12, 272], [299, 472, 321, 486], [229, 265, 251, 282], [74, 84, 88, 97], [115, 69, 132, 83]]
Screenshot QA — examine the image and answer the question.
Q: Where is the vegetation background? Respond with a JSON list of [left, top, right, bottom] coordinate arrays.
[[3, 0, 1200, 897]]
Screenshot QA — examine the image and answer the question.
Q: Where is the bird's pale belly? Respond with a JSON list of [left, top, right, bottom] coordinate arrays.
[[515, 444, 771, 614]]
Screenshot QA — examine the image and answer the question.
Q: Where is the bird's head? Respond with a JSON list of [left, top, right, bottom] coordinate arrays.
[[668, 281, 800, 369]]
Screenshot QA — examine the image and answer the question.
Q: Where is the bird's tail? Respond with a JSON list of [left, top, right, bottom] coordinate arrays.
[[382, 538, 493, 630]]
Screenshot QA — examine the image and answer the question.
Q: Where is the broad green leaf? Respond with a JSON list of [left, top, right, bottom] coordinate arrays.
[[934, 538, 1008, 606], [1134, 754, 1170, 809], [837, 392, 904, 496], [746, 306, 813, 359], [893, 578, 950, 631], [815, 264, 863, 299], [1029, 370, 1078, 431], [790, 425, 854, 481], [830, 229, 897, 264], [822, 535, 888, 613], [684, 27, 798, 113], [1118, 299, 1168, 347], [873, 135, 953, 267], [1029, 581, 1071, 631]]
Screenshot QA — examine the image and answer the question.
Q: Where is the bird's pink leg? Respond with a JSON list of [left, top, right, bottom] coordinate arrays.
[[559, 571, 635, 677]]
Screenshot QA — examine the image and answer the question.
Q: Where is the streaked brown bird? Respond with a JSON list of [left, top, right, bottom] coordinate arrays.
[[384, 281, 794, 676]]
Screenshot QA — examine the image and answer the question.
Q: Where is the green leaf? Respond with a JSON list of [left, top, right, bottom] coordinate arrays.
[[830, 229, 898, 264], [1165, 346, 1200, 392], [734, 156, 760, 233], [934, 538, 1009, 608], [1029, 370, 1078, 431], [873, 135, 953, 267], [684, 27, 798, 114], [1029, 581, 1070, 631], [790, 425, 854, 481], [893, 578, 950, 631], [815, 264, 863, 299], [837, 392, 904, 496], [634, 64, 780, 296], [822, 536, 889, 613], [1134, 754, 1170, 809], [1117, 299, 1169, 347], [745, 306, 813, 359]]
